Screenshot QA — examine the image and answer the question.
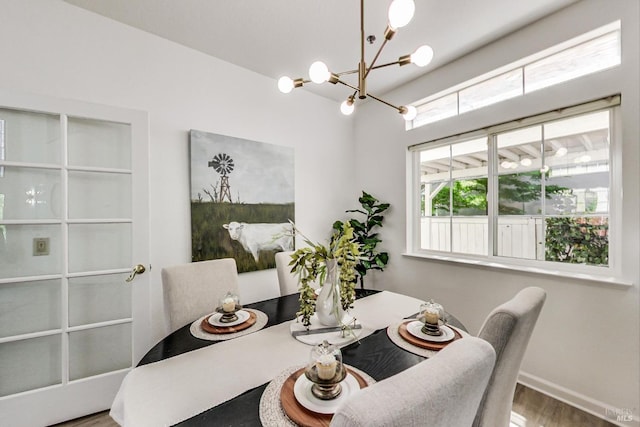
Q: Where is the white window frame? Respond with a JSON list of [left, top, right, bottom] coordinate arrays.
[[407, 21, 621, 131], [406, 96, 628, 286]]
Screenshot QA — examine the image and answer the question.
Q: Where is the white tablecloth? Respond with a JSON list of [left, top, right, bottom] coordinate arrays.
[[110, 291, 424, 427]]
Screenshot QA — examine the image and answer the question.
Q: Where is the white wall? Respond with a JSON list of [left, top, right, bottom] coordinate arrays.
[[354, 0, 639, 422], [0, 0, 358, 342]]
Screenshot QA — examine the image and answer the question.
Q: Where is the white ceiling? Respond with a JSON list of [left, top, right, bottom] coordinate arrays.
[[63, 0, 577, 102]]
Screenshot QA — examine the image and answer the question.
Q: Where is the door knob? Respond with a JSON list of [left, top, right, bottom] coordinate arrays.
[[126, 264, 146, 282]]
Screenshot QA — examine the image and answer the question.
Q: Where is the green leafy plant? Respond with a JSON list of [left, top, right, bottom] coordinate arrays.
[[545, 217, 608, 266], [288, 222, 360, 327], [333, 191, 390, 289]]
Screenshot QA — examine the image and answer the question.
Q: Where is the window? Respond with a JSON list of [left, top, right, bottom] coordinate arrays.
[[0, 118, 4, 177], [408, 21, 621, 130], [410, 98, 619, 275], [420, 137, 488, 255]]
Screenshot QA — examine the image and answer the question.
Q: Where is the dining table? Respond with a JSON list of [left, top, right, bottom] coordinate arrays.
[[111, 289, 468, 427]]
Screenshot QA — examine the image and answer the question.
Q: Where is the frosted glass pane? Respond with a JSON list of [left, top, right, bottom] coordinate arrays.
[[0, 224, 61, 279], [0, 335, 61, 397], [69, 323, 131, 380], [0, 280, 61, 338], [68, 171, 131, 219], [68, 118, 131, 169], [0, 166, 61, 220], [0, 109, 61, 164], [68, 223, 131, 273], [525, 31, 620, 93], [459, 69, 522, 114], [69, 274, 131, 326], [414, 93, 458, 128]]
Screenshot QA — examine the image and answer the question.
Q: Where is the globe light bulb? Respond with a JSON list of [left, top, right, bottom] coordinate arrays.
[[401, 105, 417, 121], [388, 0, 415, 29], [278, 76, 294, 94], [520, 158, 532, 166], [410, 45, 434, 67], [309, 61, 330, 84], [555, 147, 568, 157], [340, 99, 355, 115]]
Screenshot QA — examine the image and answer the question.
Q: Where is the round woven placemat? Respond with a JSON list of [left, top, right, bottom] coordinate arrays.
[[259, 364, 376, 427], [386, 321, 469, 358], [189, 308, 268, 341]]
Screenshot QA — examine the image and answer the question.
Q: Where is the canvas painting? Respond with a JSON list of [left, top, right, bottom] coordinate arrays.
[[189, 130, 295, 273]]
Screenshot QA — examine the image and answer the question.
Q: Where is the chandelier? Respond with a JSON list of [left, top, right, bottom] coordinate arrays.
[[277, 0, 433, 121]]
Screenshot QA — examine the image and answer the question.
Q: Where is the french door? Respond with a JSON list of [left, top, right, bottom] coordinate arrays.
[[0, 90, 150, 426]]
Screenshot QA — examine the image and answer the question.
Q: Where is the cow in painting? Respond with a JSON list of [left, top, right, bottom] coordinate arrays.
[[222, 222, 293, 262]]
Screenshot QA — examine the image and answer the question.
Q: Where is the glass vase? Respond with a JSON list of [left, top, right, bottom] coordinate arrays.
[[315, 259, 344, 326]]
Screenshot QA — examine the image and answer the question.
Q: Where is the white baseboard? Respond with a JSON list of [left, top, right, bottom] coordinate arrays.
[[517, 372, 639, 427]]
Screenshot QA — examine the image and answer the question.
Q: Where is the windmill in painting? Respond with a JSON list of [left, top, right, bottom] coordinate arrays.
[[190, 130, 295, 273], [208, 153, 234, 203]]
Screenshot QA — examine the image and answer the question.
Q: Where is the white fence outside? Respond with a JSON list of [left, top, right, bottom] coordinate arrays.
[[421, 216, 545, 260]]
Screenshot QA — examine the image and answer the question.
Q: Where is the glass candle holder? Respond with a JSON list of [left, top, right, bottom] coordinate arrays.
[[419, 299, 444, 336], [305, 340, 345, 400], [217, 291, 241, 323]]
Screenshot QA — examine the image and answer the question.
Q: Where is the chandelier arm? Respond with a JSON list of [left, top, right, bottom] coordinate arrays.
[[364, 38, 390, 79], [369, 59, 403, 72], [367, 92, 403, 112], [336, 69, 359, 77], [336, 80, 360, 94], [296, 78, 311, 88]]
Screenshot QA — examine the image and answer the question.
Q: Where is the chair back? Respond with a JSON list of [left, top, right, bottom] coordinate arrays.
[[473, 286, 546, 427], [275, 251, 298, 296], [161, 258, 239, 332], [330, 337, 496, 427]]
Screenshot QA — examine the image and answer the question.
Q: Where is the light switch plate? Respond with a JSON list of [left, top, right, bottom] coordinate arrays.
[[33, 237, 50, 256]]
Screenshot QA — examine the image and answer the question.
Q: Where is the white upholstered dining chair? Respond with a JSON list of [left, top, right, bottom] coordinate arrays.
[[161, 258, 240, 332], [275, 251, 321, 296], [275, 251, 298, 296], [472, 286, 547, 427], [330, 337, 496, 427]]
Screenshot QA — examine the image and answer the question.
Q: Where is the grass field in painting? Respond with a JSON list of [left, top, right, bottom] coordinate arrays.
[[190, 201, 294, 273]]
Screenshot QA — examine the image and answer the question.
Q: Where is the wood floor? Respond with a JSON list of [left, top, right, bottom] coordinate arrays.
[[511, 384, 616, 427], [53, 383, 616, 427]]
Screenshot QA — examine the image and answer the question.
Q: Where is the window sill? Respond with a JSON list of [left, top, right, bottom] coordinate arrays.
[[402, 252, 633, 287]]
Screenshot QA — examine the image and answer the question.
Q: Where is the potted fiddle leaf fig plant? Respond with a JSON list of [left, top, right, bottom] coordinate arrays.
[[333, 191, 390, 289], [288, 221, 360, 328]]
